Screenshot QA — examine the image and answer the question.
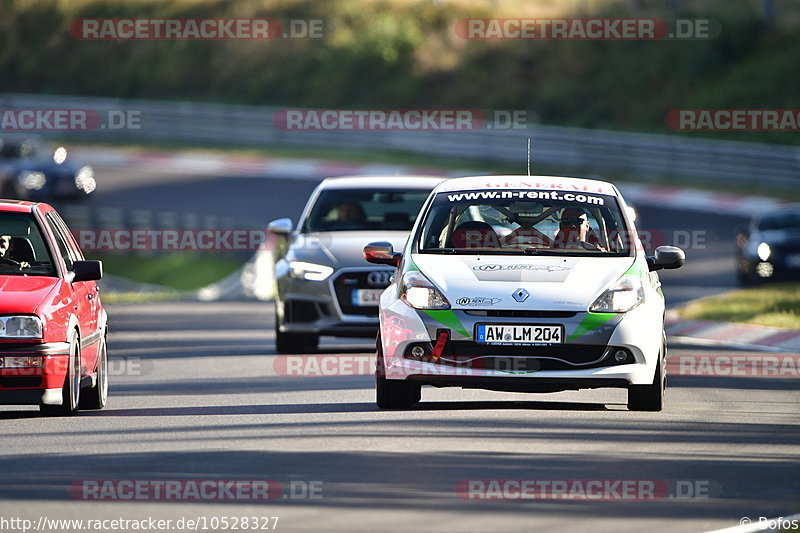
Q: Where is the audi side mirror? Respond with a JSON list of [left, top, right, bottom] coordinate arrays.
[[267, 218, 293, 235]]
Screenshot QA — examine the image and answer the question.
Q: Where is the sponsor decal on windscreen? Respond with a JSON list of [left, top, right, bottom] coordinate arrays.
[[445, 189, 606, 205]]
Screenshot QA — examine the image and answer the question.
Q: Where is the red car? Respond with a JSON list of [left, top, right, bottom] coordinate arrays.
[[0, 200, 107, 415]]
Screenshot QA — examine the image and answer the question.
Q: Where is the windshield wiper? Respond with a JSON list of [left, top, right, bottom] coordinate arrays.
[[423, 248, 458, 254]]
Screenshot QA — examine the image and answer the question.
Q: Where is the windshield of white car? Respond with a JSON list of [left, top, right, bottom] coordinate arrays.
[[417, 190, 633, 256], [0, 212, 57, 276], [303, 188, 432, 232]]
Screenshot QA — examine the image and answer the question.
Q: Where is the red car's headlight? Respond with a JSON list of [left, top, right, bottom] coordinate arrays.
[[0, 316, 43, 339]]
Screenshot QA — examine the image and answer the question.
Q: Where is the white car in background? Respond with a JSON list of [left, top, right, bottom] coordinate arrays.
[[365, 175, 684, 411], [268, 176, 445, 353]]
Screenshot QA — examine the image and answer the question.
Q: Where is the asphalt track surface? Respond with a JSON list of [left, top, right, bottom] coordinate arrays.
[[0, 166, 797, 532]]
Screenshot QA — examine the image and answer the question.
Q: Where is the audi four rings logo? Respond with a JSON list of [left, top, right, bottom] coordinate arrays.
[[367, 271, 393, 286], [473, 264, 569, 272]]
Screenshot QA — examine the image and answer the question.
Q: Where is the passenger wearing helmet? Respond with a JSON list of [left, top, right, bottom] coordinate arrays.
[[553, 208, 606, 251]]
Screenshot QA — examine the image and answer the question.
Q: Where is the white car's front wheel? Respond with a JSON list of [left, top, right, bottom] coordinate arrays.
[[627, 346, 665, 412], [375, 337, 420, 409]]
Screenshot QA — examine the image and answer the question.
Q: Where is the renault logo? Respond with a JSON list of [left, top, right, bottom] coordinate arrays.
[[512, 288, 529, 302], [367, 271, 393, 287]]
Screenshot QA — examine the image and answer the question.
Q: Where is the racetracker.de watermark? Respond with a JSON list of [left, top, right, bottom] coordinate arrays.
[[669, 353, 800, 378], [0, 357, 150, 377], [76, 229, 274, 252], [455, 18, 718, 40], [1, 109, 140, 131], [70, 479, 323, 501], [666, 109, 800, 131], [456, 479, 716, 500], [273, 109, 530, 130], [443, 228, 710, 252], [69, 18, 323, 40]]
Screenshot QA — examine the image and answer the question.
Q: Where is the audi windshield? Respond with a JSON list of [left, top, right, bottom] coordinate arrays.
[[303, 188, 432, 232]]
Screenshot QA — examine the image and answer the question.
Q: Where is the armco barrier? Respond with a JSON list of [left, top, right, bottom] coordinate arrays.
[[1, 93, 798, 189]]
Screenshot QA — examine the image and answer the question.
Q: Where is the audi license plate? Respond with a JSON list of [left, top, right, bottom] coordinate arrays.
[[476, 324, 563, 345], [351, 289, 383, 306]]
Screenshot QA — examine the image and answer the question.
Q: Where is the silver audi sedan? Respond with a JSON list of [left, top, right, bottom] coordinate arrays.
[[268, 175, 445, 353]]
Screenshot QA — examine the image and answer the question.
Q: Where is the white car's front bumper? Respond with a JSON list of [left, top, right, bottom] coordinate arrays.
[[379, 295, 664, 389]]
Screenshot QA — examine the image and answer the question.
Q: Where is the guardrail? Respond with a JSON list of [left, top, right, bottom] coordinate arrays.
[[2, 92, 798, 188]]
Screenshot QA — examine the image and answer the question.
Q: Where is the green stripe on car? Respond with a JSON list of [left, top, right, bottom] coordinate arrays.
[[624, 260, 646, 278], [568, 312, 618, 342], [423, 309, 470, 338]]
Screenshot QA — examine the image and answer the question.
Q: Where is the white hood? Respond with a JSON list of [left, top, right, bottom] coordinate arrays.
[[411, 253, 635, 311]]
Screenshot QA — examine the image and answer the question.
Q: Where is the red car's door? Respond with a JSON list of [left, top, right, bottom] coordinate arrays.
[[51, 210, 101, 340], [41, 211, 98, 373]]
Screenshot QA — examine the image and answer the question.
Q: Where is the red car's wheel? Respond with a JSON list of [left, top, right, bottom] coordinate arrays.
[[81, 334, 108, 410], [41, 334, 81, 416]]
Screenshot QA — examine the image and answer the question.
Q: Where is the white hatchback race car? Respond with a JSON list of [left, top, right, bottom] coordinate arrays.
[[364, 175, 685, 411]]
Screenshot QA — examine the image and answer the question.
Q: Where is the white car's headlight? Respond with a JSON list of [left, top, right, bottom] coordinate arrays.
[[589, 276, 644, 313], [288, 261, 334, 281], [0, 316, 43, 339], [400, 271, 450, 310]]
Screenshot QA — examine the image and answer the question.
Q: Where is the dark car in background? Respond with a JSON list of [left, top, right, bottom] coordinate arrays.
[[736, 207, 800, 284], [0, 136, 96, 201]]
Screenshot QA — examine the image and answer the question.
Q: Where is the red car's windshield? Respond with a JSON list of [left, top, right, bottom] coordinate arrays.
[[0, 212, 56, 276]]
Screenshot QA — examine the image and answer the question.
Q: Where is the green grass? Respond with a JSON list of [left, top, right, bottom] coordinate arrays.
[[4, 0, 800, 145], [679, 283, 800, 329], [100, 291, 185, 304], [92, 252, 243, 291]]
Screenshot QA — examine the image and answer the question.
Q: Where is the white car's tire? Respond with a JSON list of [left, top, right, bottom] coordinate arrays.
[[627, 346, 665, 412], [375, 337, 420, 409]]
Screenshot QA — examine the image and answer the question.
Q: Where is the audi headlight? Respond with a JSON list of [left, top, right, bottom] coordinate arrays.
[[0, 316, 43, 339], [757, 242, 771, 261], [589, 276, 644, 313], [400, 271, 450, 310], [288, 261, 334, 281]]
